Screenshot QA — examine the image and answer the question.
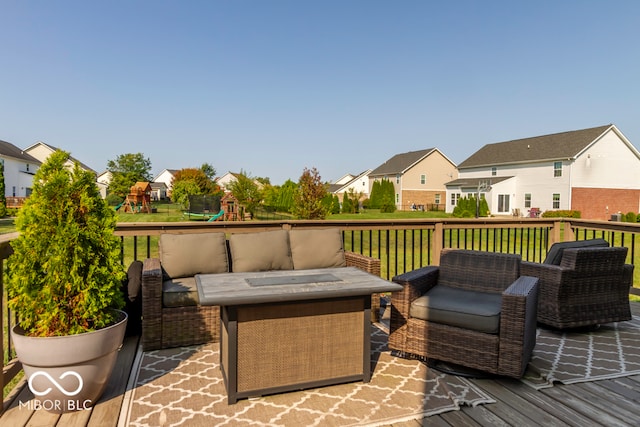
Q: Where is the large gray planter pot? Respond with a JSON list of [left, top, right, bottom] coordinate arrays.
[[11, 310, 128, 413]]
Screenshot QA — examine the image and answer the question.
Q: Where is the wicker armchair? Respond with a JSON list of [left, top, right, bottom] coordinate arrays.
[[389, 250, 539, 378], [142, 250, 381, 351], [521, 245, 633, 329]]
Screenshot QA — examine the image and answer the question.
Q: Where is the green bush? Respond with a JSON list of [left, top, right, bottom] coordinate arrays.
[[624, 212, 637, 222], [541, 210, 581, 218], [6, 151, 125, 337]]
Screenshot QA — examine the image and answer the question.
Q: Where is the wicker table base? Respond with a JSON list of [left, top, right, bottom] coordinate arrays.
[[221, 296, 370, 404]]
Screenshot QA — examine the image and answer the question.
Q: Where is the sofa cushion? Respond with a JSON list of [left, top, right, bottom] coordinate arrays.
[[229, 229, 293, 272], [163, 277, 199, 308], [160, 232, 229, 278], [410, 285, 502, 334], [289, 228, 347, 270], [544, 238, 609, 265]]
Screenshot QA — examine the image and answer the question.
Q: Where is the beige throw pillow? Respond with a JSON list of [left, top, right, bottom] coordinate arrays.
[[159, 232, 229, 278], [289, 228, 346, 270], [229, 229, 293, 272]]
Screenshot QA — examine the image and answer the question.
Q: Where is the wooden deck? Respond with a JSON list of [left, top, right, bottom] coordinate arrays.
[[3, 303, 639, 427]]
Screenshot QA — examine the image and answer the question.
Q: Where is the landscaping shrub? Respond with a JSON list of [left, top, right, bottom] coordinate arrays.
[[541, 210, 581, 218]]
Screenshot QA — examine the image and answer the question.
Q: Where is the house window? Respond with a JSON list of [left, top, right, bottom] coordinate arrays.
[[395, 193, 399, 203], [26, 164, 30, 172], [435, 194, 441, 204], [554, 161, 562, 177], [524, 193, 531, 208], [491, 167, 497, 176], [450, 193, 460, 206], [498, 194, 510, 213], [420, 174, 426, 185], [553, 193, 560, 209], [12, 186, 16, 197], [396, 174, 400, 184]]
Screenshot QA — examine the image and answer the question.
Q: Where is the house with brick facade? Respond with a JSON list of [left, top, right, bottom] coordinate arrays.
[[446, 124, 640, 220], [369, 148, 458, 211]]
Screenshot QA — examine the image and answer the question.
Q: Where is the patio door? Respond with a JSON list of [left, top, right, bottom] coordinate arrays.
[[497, 194, 510, 214]]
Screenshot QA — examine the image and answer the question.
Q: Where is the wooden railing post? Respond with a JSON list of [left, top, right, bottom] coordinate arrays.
[[562, 221, 575, 242], [432, 222, 444, 265]]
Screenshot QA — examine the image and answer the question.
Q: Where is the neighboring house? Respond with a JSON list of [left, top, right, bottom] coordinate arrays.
[[24, 141, 96, 174], [96, 171, 112, 199], [369, 148, 458, 210], [153, 169, 179, 197], [150, 181, 168, 201], [24, 141, 106, 197], [330, 170, 372, 202], [0, 139, 41, 200], [447, 124, 640, 220], [215, 171, 263, 192], [216, 171, 240, 191]]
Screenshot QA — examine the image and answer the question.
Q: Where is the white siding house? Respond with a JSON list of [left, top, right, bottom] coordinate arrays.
[[447, 124, 640, 220], [153, 169, 179, 197], [330, 170, 372, 201], [0, 139, 41, 198]]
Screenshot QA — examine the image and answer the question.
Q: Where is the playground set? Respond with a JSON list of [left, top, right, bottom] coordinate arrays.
[[117, 182, 153, 214]]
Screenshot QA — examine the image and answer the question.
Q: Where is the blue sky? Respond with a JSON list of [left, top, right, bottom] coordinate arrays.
[[2, 1, 639, 184]]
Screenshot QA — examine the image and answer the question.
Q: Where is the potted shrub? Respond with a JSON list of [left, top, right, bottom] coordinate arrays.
[[7, 150, 127, 413]]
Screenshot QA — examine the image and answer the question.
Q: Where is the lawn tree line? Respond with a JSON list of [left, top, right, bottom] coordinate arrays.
[[102, 153, 371, 220]]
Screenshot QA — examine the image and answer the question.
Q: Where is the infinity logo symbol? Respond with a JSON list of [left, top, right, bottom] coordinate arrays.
[[28, 371, 84, 397]]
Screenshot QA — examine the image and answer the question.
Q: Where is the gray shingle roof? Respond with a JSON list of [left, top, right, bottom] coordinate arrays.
[[370, 148, 436, 176], [0, 140, 41, 164], [458, 124, 613, 169]]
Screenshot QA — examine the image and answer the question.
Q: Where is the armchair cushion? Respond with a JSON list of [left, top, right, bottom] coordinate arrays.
[[543, 238, 608, 265], [289, 228, 347, 270], [229, 229, 293, 272], [160, 232, 229, 278], [410, 285, 502, 334]]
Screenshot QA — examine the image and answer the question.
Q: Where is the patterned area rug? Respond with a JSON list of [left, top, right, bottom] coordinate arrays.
[[523, 316, 640, 389], [126, 326, 494, 426]]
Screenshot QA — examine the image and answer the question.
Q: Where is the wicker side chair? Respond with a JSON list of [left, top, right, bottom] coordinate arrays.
[[521, 246, 633, 329], [389, 250, 539, 378], [142, 248, 382, 351]]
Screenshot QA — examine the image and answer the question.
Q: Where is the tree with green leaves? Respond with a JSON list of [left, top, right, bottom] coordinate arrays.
[[226, 171, 263, 218], [200, 163, 217, 180], [379, 179, 396, 213], [293, 167, 328, 219], [106, 153, 152, 198], [171, 167, 222, 209], [263, 179, 297, 213]]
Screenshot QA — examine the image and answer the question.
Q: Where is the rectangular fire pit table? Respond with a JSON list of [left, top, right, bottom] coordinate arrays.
[[196, 267, 402, 404]]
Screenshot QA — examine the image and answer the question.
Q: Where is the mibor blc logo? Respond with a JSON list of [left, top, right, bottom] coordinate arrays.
[[20, 370, 92, 412]]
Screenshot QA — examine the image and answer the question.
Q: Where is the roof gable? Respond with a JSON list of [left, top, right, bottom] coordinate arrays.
[[458, 124, 613, 169], [370, 148, 436, 176], [0, 139, 41, 164]]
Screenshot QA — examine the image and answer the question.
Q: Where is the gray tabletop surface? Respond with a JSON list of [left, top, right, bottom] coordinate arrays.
[[196, 266, 402, 306]]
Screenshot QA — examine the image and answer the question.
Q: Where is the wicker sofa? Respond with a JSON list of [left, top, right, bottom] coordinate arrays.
[[389, 250, 539, 378], [141, 228, 381, 351]]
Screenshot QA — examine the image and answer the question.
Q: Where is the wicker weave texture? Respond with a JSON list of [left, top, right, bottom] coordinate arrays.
[[234, 299, 365, 392], [521, 246, 632, 329], [389, 250, 538, 378]]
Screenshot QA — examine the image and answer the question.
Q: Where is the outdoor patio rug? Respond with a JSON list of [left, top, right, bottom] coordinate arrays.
[[125, 325, 494, 426], [522, 315, 640, 390]]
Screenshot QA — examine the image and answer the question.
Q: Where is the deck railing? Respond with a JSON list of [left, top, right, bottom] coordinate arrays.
[[3, 217, 640, 409]]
